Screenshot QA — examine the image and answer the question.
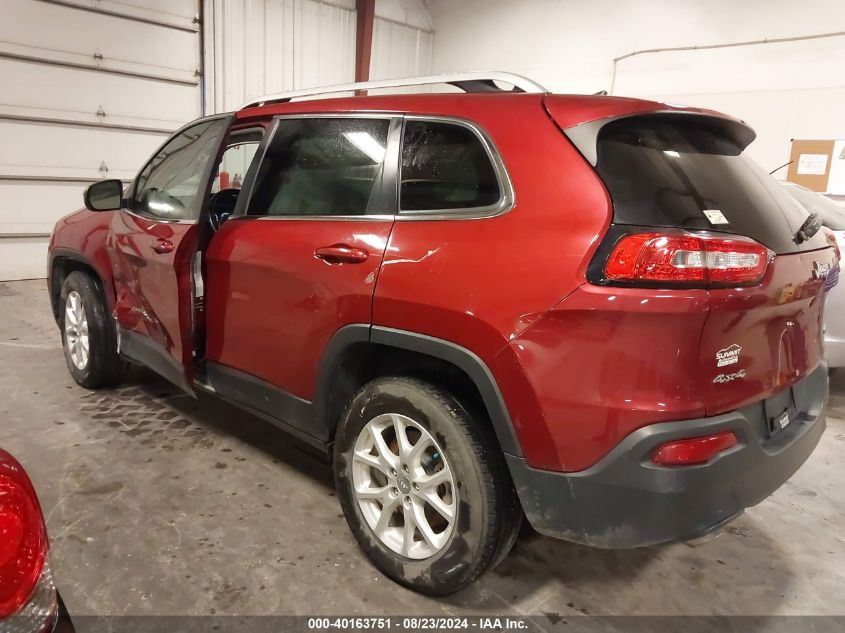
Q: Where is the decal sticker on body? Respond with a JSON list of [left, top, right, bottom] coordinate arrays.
[[716, 344, 742, 368]]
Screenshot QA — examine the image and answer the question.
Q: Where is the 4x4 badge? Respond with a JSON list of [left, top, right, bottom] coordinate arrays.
[[714, 370, 747, 384], [716, 344, 742, 367]]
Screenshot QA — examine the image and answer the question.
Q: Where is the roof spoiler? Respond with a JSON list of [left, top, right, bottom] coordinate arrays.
[[562, 111, 757, 166]]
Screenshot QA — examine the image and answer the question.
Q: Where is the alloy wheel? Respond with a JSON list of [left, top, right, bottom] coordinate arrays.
[[351, 413, 457, 560], [64, 290, 89, 370]]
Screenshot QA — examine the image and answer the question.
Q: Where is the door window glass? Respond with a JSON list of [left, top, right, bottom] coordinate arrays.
[[211, 130, 263, 194], [400, 120, 501, 211], [246, 118, 390, 217], [133, 118, 228, 221]]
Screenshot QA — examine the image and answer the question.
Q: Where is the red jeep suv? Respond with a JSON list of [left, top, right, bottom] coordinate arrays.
[[47, 72, 835, 594]]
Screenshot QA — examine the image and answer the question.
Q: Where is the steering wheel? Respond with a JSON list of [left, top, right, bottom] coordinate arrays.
[[208, 188, 240, 231]]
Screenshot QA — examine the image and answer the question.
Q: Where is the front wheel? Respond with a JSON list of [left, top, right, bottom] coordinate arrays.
[[334, 377, 521, 595], [60, 271, 125, 388]]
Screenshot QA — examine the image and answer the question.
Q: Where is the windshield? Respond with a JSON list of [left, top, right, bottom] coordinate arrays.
[[781, 183, 845, 231], [594, 114, 830, 254]]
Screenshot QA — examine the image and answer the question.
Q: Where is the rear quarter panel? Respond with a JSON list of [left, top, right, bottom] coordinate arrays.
[[371, 96, 612, 466], [504, 285, 711, 471]]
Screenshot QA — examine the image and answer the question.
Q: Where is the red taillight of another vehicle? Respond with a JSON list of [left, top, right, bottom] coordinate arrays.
[[652, 431, 739, 467], [0, 450, 53, 624], [604, 231, 772, 288]]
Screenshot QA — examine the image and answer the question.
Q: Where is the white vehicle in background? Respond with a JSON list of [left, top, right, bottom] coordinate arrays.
[[781, 182, 845, 369]]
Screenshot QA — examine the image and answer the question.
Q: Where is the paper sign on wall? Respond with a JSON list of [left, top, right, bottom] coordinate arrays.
[[797, 153, 829, 176]]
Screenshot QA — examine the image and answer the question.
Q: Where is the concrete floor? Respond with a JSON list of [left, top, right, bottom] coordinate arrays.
[[1, 279, 844, 621]]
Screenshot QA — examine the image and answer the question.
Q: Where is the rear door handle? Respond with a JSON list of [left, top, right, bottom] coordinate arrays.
[[315, 244, 369, 264], [151, 238, 174, 254]]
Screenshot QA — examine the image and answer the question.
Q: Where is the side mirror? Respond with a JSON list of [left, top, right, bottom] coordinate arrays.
[[84, 179, 123, 211]]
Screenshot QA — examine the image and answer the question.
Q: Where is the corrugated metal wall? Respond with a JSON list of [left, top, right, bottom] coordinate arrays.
[[203, 0, 433, 112], [204, 0, 356, 112], [370, 16, 433, 82]]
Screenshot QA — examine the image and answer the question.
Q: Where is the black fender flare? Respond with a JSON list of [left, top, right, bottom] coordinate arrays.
[[314, 324, 522, 456], [48, 248, 112, 322]]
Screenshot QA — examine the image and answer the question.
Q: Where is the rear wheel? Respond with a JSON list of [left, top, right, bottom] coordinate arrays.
[[60, 271, 125, 388], [334, 376, 521, 595]]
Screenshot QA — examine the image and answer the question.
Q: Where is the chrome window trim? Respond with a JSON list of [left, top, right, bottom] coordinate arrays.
[[238, 112, 401, 221], [396, 115, 515, 221], [234, 112, 515, 223], [230, 214, 396, 224]]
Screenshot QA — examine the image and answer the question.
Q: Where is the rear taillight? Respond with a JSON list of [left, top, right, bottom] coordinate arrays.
[[603, 231, 772, 288], [652, 431, 739, 467], [0, 450, 56, 629]]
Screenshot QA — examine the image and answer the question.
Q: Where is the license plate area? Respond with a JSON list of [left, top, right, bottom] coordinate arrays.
[[764, 387, 796, 437]]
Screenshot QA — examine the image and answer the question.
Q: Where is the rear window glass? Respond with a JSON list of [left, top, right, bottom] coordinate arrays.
[[400, 120, 500, 212], [594, 115, 829, 253], [781, 183, 845, 231]]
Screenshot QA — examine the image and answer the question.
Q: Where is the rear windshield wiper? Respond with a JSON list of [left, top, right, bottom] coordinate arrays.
[[795, 213, 821, 244]]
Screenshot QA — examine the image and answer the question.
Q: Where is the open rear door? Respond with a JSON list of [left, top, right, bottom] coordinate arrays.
[[109, 114, 233, 393]]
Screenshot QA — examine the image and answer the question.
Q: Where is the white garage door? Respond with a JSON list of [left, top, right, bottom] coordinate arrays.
[[0, 0, 201, 280]]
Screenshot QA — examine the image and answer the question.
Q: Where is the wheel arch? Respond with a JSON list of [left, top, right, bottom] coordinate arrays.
[[49, 249, 113, 325], [315, 325, 522, 457]]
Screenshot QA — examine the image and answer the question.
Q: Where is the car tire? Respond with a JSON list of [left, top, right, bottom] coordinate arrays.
[[334, 376, 521, 595], [60, 271, 126, 389]]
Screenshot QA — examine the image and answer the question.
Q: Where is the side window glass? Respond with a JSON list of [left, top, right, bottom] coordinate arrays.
[[133, 118, 228, 221], [400, 120, 501, 212], [211, 130, 264, 194], [246, 118, 390, 217]]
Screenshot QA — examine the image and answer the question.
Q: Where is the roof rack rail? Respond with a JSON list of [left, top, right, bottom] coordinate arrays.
[[238, 71, 547, 110]]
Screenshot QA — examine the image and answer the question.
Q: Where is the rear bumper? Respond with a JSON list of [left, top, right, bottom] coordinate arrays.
[[825, 280, 845, 367], [508, 362, 828, 548], [826, 336, 845, 368]]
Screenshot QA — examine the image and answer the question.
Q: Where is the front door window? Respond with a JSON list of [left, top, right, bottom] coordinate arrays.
[[132, 119, 229, 221], [245, 117, 391, 217]]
